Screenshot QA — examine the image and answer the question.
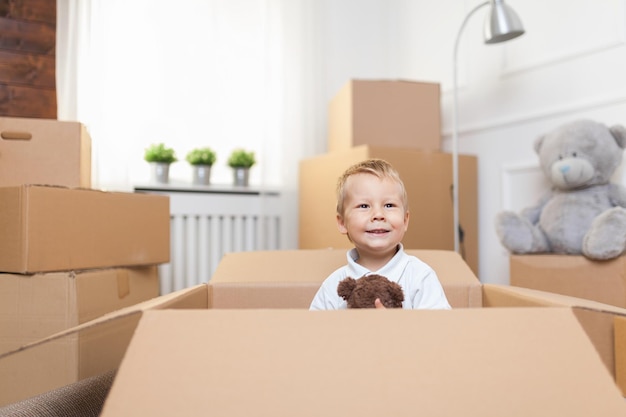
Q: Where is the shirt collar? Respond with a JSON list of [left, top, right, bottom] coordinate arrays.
[[345, 244, 407, 279]]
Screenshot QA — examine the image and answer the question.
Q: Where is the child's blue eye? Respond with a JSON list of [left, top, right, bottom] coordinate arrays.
[[358, 204, 369, 209], [385, 203, 395, 208]]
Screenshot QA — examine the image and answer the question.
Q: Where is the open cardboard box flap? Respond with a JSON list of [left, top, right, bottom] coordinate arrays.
[[483, 282, 626, 311], [209, 249, 482, 309], [0, 285, 208, 406], [100, 308, 626, 417], [483, 283, 626, 381], [207, 249, 626, 364], [211, 249, 476, 285]]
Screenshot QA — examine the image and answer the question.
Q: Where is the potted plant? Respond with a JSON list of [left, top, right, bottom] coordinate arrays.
[[186, 147, 217, 185], [227, 148, 256, 186], [144, 143, 177, 184]]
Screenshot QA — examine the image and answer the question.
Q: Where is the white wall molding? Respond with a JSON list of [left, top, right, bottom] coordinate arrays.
[[443, 91, 626, 137], [503, 39, 626, 77], [503, 0, 626, 75]]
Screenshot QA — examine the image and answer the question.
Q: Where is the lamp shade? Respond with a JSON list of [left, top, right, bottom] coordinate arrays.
[[484, 0, 525, 44]]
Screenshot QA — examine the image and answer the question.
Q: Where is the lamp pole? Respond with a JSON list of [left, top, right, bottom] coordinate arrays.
[[451, 0, 524, 253]]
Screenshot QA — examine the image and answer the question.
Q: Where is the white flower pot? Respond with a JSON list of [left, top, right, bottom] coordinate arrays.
[[233, 167, 250, 186], [151, 162, 171, 184], [192, 165, 212, 185]]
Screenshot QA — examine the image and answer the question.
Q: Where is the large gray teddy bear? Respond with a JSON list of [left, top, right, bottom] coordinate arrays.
[[495, 119, 626, 260]]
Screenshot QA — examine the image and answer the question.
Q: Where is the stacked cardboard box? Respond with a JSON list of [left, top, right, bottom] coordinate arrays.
[[509, 253, 626, 308], [0, 117, 170, 357], [0, 117, 91, 188], [299, 79, 479, 274], [327, 80, 442, 152], [2, 249, 626, 414]]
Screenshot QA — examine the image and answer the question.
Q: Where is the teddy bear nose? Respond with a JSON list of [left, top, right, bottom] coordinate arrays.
[[559, 165, 570, 174]]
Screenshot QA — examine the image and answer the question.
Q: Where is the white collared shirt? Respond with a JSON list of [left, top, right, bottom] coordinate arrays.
[[309, 245, 452, 310]]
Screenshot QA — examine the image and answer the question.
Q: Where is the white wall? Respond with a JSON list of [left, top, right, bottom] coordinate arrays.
[[472, 0, 624, 284], [58, 0, 626, 284], [309, 0, 626, 284]]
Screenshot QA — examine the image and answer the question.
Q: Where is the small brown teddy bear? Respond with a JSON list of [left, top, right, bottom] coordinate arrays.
[[337, 274, 404, 308]]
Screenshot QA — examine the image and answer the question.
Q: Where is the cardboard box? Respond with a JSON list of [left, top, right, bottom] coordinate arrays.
[[209, 250, 626, 395], [209, 249, 482, 309], [0, 249, 484, 406], [328, 79, 441, 152], [0, 185, 170, 273], [0, 284, 208, 406], [299, 146, 478, 274], [100, 308, 626, 416], [0, 284, 624, 408], [482, 283, 626, 394], [509, 254, 626, 308], [4, 250, 626, 409], [0, 266, 160, 355], [0, 117, 91, 188], [5, 282, 626, 409]]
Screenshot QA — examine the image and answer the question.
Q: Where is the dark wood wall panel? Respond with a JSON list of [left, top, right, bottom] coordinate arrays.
[[0, 83, 56, 118], [0, 0, 56, 119], [0, 50, 55, 87], [0, 16, 55, 54], [0, 0, 56, 24]]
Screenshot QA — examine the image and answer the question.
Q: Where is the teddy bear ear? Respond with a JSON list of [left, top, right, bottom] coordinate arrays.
[[609, 125, 626, 149], [337, 277, 357, 301]]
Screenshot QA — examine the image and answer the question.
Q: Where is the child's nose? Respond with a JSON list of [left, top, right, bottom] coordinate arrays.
[[371, 208, 385, 220]]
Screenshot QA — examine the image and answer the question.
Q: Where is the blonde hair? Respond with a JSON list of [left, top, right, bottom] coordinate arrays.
[[336, 159, 408, 216]]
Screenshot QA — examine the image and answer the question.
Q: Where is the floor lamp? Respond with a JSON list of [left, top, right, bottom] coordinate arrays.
[[452, 0, 525, 253]]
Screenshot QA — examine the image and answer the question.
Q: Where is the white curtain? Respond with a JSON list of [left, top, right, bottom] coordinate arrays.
[[56, 0, 324, 194]]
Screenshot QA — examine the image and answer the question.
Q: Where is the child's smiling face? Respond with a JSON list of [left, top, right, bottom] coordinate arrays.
[[337, 173, 409, 262]]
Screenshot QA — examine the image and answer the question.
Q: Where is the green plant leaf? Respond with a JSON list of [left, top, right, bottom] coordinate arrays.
[[186, 147, 217, 166], [144, 143, 177, 163], [227, 148, 256, 168]]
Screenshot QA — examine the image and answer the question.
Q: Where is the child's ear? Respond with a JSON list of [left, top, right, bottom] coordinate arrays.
[[403, 211, 410, 230], [336, 214, 348, 234]]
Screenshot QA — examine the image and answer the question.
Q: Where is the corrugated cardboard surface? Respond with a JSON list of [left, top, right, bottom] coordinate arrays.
[[483, 283, 626, 394], [4, 282, 626, 408], [209, 249, 482, 309], [0, 266, 160, 355], [510, 254, 626, 308], [100, 309, 626, 416], [210, 252, 626, 397], [328, 80, 441, 152], [0, 284, 208, 406], [0, 117, 91, 188], [298, 146, 478, 274], [0, 185, 170, 273], [5, 250, 626, 408]]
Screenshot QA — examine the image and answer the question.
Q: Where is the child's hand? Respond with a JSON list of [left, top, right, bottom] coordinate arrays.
[[374, 298, 387, 309]]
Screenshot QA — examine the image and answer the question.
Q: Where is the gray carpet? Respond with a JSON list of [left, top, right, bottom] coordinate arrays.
[[0, 370, 116, 417]]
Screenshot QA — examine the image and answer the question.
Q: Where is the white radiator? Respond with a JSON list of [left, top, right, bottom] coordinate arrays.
[[137, 187, 283, 295]]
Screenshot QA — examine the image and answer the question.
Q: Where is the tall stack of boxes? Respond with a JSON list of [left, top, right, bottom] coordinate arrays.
[[0, 117, 170, 391], [299, 80, 478, 273]]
